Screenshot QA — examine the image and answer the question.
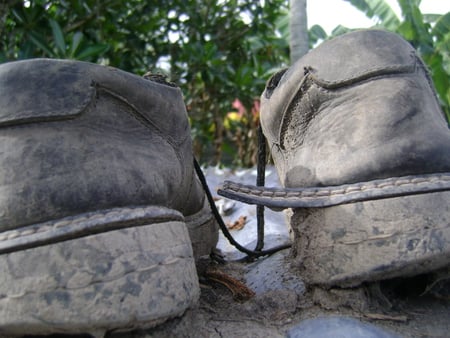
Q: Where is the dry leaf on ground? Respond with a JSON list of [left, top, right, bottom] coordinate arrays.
[[226, 215, 247, 230]]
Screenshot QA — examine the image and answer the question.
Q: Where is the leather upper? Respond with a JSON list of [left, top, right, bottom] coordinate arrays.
[[0, 59, 205, 230], [0, 59, 190, 145], [260, 30, 450, 187]]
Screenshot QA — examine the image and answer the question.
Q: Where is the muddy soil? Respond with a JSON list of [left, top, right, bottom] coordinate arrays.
[[111, 251, 450, 338]]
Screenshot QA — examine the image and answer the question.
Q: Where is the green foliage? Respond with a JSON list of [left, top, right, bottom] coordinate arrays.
[[164, 1, 289, 165], [309, 24, 327, 47], [0, 0, 289, 166], [346, 0, 400, 30], [1, 1, 109, 61]]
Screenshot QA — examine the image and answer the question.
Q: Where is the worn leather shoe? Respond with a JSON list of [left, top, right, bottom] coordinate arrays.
[[219, 30, 450, 287], [0, 59, 218, 336]]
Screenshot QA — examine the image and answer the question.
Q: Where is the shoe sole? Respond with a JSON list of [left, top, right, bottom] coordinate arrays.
[[218, 173, 450, 209], [290, 191, 450, 287], [0, 206, 199, 336]]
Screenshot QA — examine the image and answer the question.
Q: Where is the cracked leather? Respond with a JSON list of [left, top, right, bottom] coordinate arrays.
[[218, 29, 450, 208]]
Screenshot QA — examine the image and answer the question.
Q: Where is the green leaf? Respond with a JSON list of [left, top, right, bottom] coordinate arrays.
[[344, 0, 400, 30], [70, 31, 84, 57], [343, 0, 373, 17], [275, 10, 290, 41], [49, 19, 66, 55], [11, 8, 25, 24], [397, 20, 415, 40], [28, 31, 54, 56], [309, 24, 327, 47], [331, 25, 354, 37], [423, 13, 442, 24], [75, 44, 109, 60], [432, 12, 450, 40], [398, 0, 434, 52]]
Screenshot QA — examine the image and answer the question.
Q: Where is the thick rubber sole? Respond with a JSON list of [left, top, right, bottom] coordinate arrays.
[[0, 206, 199, 337], [290, 191, 450, 287]]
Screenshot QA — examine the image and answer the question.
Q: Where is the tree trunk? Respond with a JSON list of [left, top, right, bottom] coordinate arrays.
[[289, 0, 309, 64]]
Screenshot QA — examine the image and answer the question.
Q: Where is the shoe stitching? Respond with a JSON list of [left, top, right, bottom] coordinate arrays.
[[219, 173, 450, 203], [0, 206, 184, 244], [308, 53, 417, 89]]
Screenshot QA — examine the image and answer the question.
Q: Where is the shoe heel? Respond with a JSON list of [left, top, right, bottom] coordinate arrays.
[[0, 214, 199, 336], [290, 191, 450, 287]]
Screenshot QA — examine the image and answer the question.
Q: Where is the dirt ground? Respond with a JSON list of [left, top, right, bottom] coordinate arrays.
[[110, 250, 450, 338]]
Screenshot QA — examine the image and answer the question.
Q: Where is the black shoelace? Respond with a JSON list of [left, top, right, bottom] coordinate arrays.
[[194, 125, 291, 260]]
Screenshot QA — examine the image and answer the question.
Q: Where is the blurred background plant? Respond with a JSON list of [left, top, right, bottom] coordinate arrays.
[[1, 0, 448, 167]]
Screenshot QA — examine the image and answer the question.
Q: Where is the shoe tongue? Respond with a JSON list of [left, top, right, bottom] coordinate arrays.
[[0, 59, 94, 126]]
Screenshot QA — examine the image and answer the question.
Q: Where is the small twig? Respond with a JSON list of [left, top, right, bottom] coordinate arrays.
[[363, 313, 408, 322], [205, 268, 255, 301]]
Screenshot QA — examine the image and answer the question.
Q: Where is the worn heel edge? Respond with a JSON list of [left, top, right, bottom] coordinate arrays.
[[0, 219, 199, 336], [291, 190, 450, 287], [0, 205, 184, 254]]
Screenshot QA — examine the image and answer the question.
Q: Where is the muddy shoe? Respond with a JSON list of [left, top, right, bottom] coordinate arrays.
[[219, 30, 450, 287], [0, 59, 218, 336]]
